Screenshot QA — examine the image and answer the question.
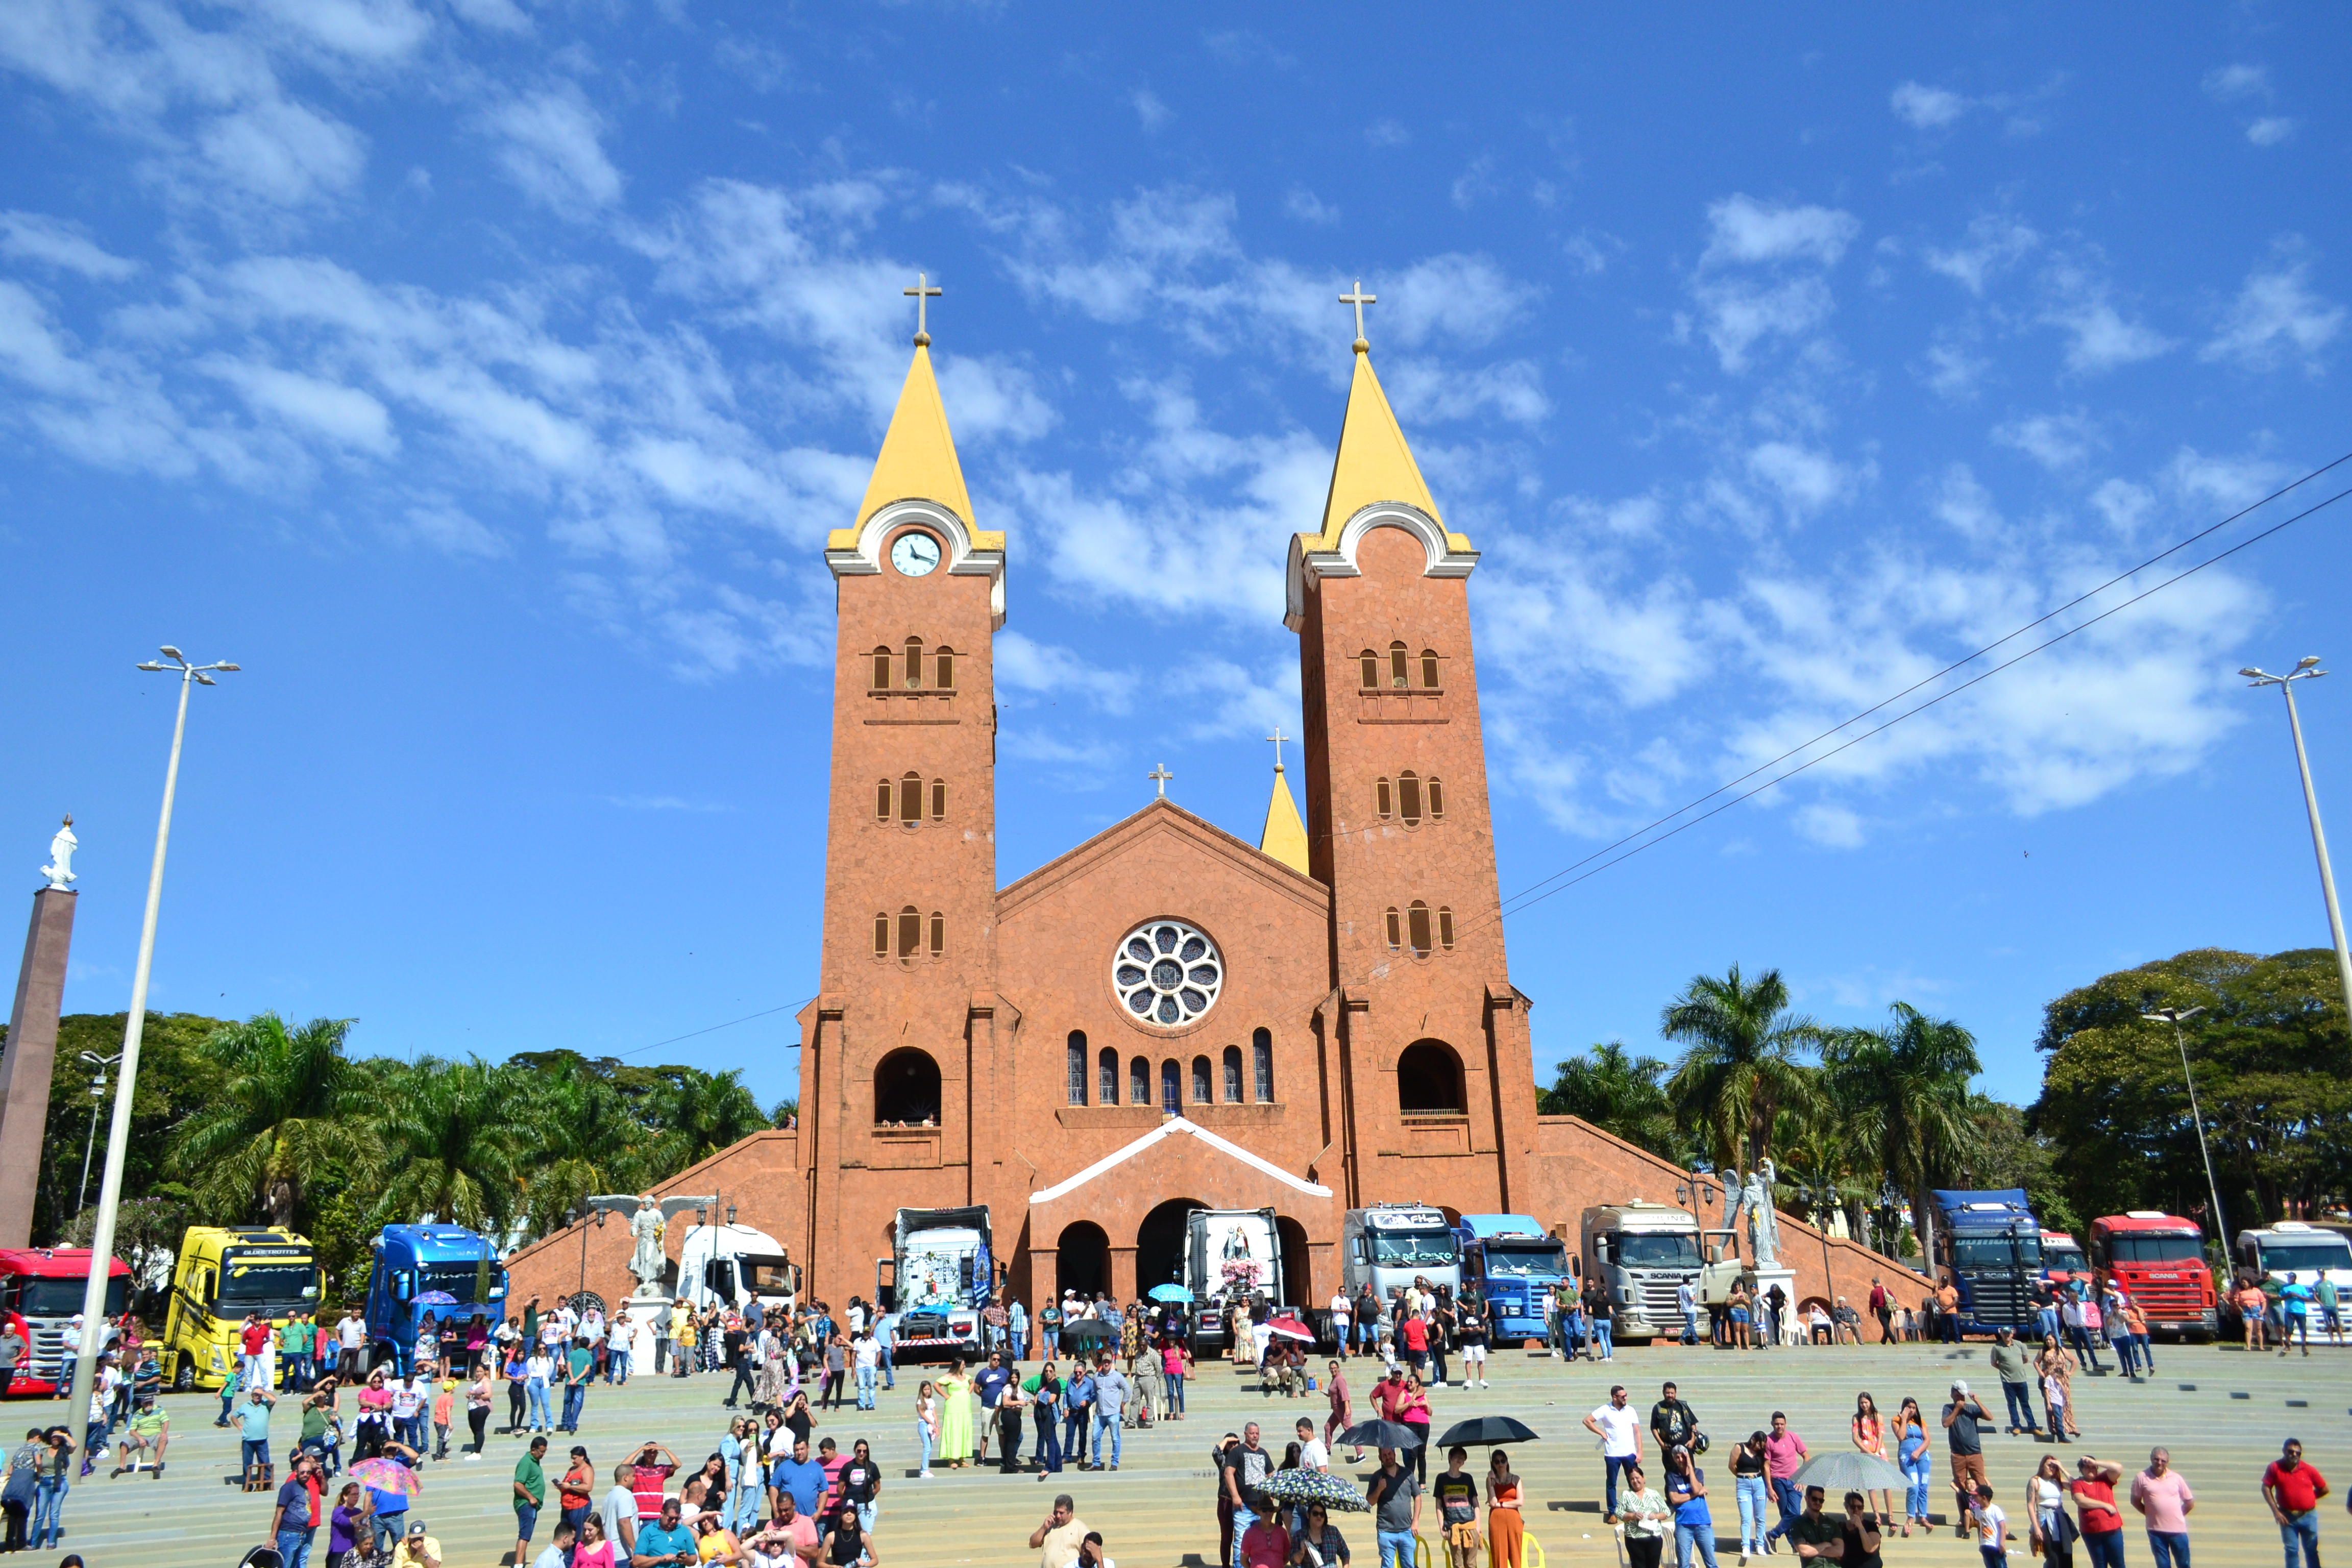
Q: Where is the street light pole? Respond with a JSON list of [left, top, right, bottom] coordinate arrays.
[[2142, 1006, 2228, 1260], [64, 647, 237, 1430], [2241, 657, 2352, 1015], [74, 1050, 121, 1215]]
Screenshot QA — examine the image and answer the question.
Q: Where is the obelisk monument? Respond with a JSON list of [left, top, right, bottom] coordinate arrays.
[[0, 819, 81, 1248]]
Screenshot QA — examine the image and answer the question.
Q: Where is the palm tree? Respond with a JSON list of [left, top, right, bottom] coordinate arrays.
[[170, 1014, 380, 1228], [514, 1073, 662, 1242], [1821, 1001, 1983, 1264], [1660, 964, 1824, 1174], [1540, 1042, 1679, 1157], [373, 1057, 528, 1235], [643, 1068, 773, 1172]]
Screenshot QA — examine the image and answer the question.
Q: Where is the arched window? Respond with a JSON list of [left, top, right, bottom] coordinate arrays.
[[874, 1047, 942, 1125], [1191, 1056, 1212, 1104], [898, 773, 922, 825], [936, 646, 955, 690], [1253, 1027, 1274, 1102], [1358, 649, 1379, 689], [1221, 1045, 1242, 1104], [1428, 777, 1445, 820], [1421, 649, 1441, 689], [1399, 771, 1424, 826], [874, 780, 891, 821], [1397, 1039, 1465, 1115], [1160, 1060, 1180, 1114], [871, 647, 893, 690], [902, 636, 924, 689], [1438, 906, 1455, 950], [1099, 1046, 1120, 1104], [871, 913, 888, 957], [897, 905, 920, 959], [928, 912, 945, 957], [1132, 1055, 1151, 1107], [1375, 778, 1393, 818], [1067, 1032, 1088, 1106], [930, 779, 947, 821], [1389, 641, 1409, 689], [1407, 900, 1433, 956], [1384, 908, 1402, 949]]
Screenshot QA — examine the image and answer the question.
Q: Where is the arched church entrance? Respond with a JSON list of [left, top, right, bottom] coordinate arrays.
[[1056, 1221, 1111, 1301], [1137, 1197, 1205, 1300], [1275, 1215, 1312, 1307]]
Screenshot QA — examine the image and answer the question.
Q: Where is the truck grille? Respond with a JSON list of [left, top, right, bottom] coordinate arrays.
[[1636, 1279, 1683, 1326], [1964, 1279, 2032, 1327], [2125, 1283, 2209, 1324]]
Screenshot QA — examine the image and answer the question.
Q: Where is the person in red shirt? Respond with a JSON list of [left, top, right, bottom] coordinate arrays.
[[240, 1316, 274, 1389], [1238, 1507, 1291, 1568], [1400, 1314, 1430, 1381], [2263, 1439, 2329, 1568], [2068, 1455, 2125, 1565]]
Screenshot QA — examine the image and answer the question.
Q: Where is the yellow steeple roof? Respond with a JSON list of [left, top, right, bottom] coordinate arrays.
[[1299, 345, 1475, 556], [828, 342, 1004, 555], [1259, 763, 1310, 875]]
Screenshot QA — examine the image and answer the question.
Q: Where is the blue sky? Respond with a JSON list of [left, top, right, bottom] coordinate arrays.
[[3, 4, 2347, 1117]]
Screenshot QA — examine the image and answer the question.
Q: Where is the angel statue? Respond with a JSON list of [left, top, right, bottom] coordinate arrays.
[[41, 816, 76, 892], [1747, 1160, 1782, 1268], [589, 1192, 718, 1299]]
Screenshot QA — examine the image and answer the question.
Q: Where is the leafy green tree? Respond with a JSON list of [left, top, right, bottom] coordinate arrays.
[[1539, 1042, 1678, 1156], [170, 1014, 378, 1230], [515, 1072, 666, 1241], [373, 1056, 528, 1234], [2031, 947, 2350, 1230], [1822, 1002, 1982, 1260], [1660, 964, 1823, 1172], [643, 1067, 772, 1172], [1966, 1095, 2080, 1237]]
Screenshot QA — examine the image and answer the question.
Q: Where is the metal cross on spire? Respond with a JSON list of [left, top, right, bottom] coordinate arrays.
[[1339, 280, 1377, 350], [904, 272, 943, 346], [1266, 727, 1290, 772], [1147, 763, 1173, 799]]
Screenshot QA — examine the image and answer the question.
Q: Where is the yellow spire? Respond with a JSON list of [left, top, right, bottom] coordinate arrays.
[[855, 343, 976, 529], [1259, 763, 1310, 875], [1299, 344, 1476, 556]]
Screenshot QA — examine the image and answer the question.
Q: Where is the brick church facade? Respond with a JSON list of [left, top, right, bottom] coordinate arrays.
[[510, 319, 1925, 1318]]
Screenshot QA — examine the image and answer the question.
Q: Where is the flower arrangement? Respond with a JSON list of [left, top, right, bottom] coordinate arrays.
[[1220, 1259, 1262, 1291]]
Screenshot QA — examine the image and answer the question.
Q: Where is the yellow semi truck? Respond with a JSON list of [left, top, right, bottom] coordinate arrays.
[[161, 1226, 323, 1391]]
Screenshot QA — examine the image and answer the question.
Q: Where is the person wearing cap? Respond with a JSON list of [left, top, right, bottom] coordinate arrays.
[[268, 1449, 318, 1568], [390, 1516, 443, 1568], [1942, 1382, 1991, 1541]]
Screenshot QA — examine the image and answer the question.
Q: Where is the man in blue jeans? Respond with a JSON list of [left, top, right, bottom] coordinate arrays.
[[1367, 1446, 1420, 1568], [2262, 1437, 2328, 1568], [559, 1341, 593, 1432], [1223, 1422, 1271, 1567], [1584, 1385, 1643, 1522], [1760, 1410, 1809, 1549], [268, 1450, 318, 1568], [235, 1384, 278, 1487], [1089, 1357, 1127, 1471]]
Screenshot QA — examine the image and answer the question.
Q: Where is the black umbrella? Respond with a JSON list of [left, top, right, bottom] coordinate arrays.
[[1434, 1416, 1540, 1448], [1060, 1319, 1116, 1344], [1336, 1419, 1419, 1451]]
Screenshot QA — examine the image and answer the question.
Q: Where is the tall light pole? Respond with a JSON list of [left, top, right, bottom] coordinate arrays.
[[2141, 1006, 2228, 1260], [74, 1049, 121, 1214], [2240, 657, 2352, 1015], [64, 647, 237, 1429]]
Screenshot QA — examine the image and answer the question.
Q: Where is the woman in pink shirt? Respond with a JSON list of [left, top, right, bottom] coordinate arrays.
[[1160, 1337, 1189, 1420]]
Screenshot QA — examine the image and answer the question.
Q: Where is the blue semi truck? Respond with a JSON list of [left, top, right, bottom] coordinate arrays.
[[1931, 1188, 2043, 1336], [1456, 1214, 1572, 1342], [365, 1223, 508, 1375]]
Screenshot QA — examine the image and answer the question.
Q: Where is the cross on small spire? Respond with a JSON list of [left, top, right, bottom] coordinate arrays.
[[904, 271, 943, 346], [1147, 763, 1173, 799], [1266, 728, 1290, 772], [1339, 279, 1377, 350]]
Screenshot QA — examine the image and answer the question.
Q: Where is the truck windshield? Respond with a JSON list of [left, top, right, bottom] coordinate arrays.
[[740, 1259, 796, 1292], [220, 1260, 318, 1305], [2258, 1240, 2352, 1275], [418, 1261, 501, 1305], [2108, 1235, 2201, 1263], [1371, 1233, 1460, 1267], [1481, 1243, 1566, 1277], [14, 1277, 129, 1317], [2044, 1244, 2086, 1272], [1613, 1233, 1701, 1268], [1951, 1237, 2041, 1270]]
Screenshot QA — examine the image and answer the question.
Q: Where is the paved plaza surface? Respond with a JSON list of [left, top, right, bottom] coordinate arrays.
[[41, 1338, 2352, 1567]]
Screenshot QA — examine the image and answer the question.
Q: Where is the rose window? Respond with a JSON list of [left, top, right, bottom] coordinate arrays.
[[1113, 919, 1223, 1027]]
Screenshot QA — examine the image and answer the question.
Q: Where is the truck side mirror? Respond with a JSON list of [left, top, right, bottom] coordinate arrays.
[[1569, 1256, 1580, 1279], [393, 1270, 414, 1303], [1708, 1245, 1722, 1264]]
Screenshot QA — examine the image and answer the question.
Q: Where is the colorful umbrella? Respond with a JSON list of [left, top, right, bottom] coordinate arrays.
[[1260, 1468, 1371, 1510], [413, 1291, 458, 1306], [349, 1458, 422, 1496], [1265, 1315, 1315, 1342], [1147, 1283, 1194, 1303]]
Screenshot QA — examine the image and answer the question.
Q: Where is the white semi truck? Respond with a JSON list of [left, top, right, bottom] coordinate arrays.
[[1340, 1205, 1463, 1307], [1580, 1203, 1739, 1343], [1186, 1207, 1283, 1353], [675, 1220, 801, 1317], [876, 1205, 996, 1363]]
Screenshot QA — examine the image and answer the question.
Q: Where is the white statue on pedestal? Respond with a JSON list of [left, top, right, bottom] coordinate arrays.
[[1748, 1159, 1782, 1268], [41, 816, 76, 891], [588, 1192, 718, 1300]]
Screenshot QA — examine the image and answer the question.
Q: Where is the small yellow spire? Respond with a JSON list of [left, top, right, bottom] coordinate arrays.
[[1259, 762, 1310, 875], [855, 343, 977, 530]]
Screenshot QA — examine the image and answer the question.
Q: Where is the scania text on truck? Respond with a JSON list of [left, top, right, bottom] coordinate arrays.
[[676, 1220, 801, 1319], [162, 1225, 322, 1390], [1456, 1215, 1570, 1343], [2234, 1220, 2352, 1297], [1580, 1204, 1730, 1343], [876, 1206, 994, 1363], [2087, 1213, 2214, 1339], [1339, 1205, 1462, 1311], [0, 1249, 129, 1395], [1931, 1189, 2043, 1335], [1186, 1207, 1283, 1354], [364, 1223, 507, 1376]]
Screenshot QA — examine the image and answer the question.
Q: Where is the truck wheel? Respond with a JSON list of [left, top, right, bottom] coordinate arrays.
[[172, 1356, 194, 1392]]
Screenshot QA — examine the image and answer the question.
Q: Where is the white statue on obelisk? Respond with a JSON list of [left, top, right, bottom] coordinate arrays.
[[588, 1192, 717, 1301], [40, 816, 76, 892]]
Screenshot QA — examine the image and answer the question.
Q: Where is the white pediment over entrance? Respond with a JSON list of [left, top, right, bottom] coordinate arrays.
[[1027, 1116, 1333, 1205]]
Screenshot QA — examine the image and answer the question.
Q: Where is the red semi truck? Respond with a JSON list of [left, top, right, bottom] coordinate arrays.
[[2090, 1212, 2217, 1340], [0, 1248, 132, 1395]]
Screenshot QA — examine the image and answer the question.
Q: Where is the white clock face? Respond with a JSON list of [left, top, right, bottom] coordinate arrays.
[[890, 532, 942, 578]]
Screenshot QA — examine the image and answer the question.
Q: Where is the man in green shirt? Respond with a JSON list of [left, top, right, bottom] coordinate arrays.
[[112, 1401, 169, 1476], [560, 1341, 594, 1432], [283, 1313, 318, 1392], [513, 1434, 549, 1568], [1784, 1485, 1846, 1561]]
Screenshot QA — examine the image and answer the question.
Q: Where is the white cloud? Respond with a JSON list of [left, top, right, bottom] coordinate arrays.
[[0, 211, 139, 280], [2246, 116, 2296, 146], [1919, 333, 1990, 402], [203, 355, 398, 454], [1363, 119, 1410, 149], [1687, 276, 1834, 374], [401, 501, 507, 557], [1130, 88, 1170, 131], [1380, 254, 1538, 350], [995, 630, 1133, 715], [1382, 357, 1548, 425], [1891, 81, 1969, 130], [1794, 802, 1866, 847], [1923, 213, 2039, 295], [481, 86, 623, 214], [1747, 440, 1866, 520], [1702, 195, 1861, 268], [2202, 63, 2270, 102], [198, 96, 369, 206], [1992, 410, 2099, 471], [1450, 155, 1500, 211], [2202, 253, 2344, 372], [2040, 267, 2173, 375], [1283, 188, 1337, 225], [1930, 462, 2004, 542]]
